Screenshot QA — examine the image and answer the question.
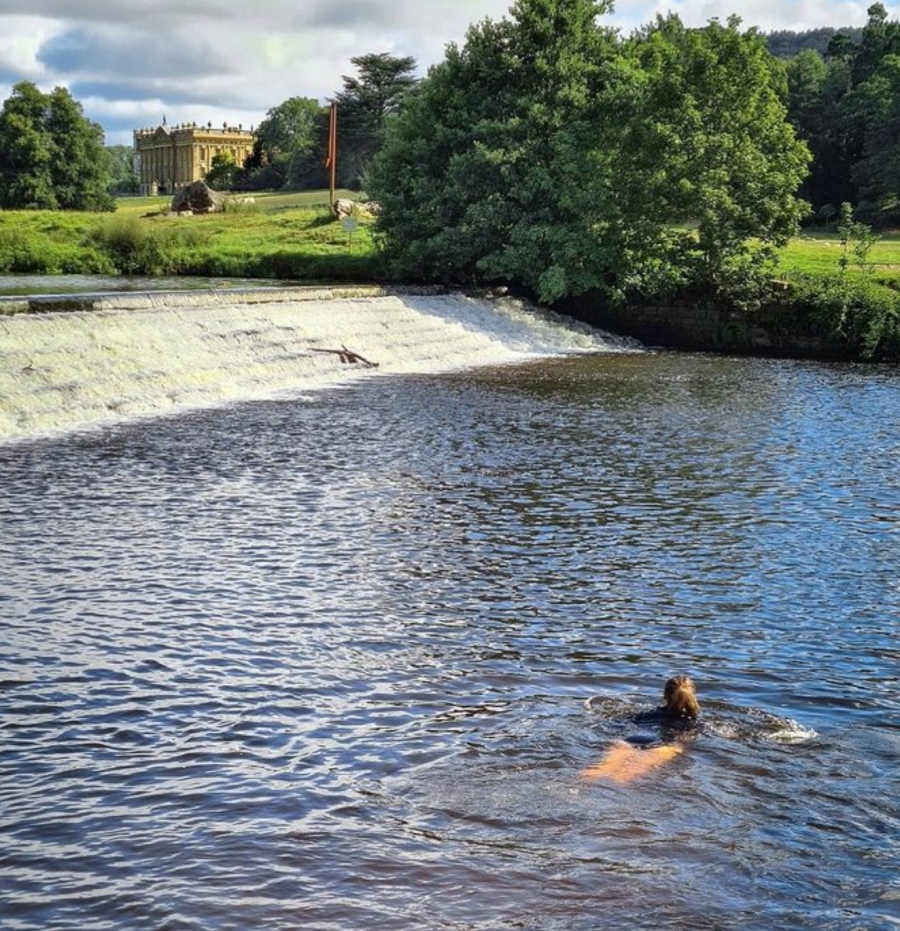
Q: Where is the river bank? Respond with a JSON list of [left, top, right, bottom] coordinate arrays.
[[3, 197, 899, 362], [0, 197, 383, 282], [563, 283, 900, 363]]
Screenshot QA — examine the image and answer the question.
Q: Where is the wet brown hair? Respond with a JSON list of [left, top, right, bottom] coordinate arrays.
[[663, 675, 700, 719]]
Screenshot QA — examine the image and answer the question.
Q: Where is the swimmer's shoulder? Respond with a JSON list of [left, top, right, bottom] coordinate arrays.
[[633, 707, 669, 725]]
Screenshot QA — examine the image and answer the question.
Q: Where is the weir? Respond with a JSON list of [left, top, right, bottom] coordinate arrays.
[[0, 287, 635, 441]]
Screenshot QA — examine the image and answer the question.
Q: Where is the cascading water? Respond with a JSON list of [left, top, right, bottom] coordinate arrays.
[[0, 288, 636, 440]]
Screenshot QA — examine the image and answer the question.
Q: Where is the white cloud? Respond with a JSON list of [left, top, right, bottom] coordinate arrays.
[[645, 0, 874, 30], [0, 14, 63, 78]]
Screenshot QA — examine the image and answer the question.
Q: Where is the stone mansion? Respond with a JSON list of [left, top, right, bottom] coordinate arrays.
[[132, 121, 255, 196]]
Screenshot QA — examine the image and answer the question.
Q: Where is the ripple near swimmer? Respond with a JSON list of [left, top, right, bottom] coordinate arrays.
[[583, 694, 818, 745]]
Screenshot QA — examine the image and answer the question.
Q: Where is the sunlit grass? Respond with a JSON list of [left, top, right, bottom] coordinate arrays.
[[113, 189, 365, 216], [0, 191, 381, 279], [778, 229, 900, 288], [3, 194, 899, 294]]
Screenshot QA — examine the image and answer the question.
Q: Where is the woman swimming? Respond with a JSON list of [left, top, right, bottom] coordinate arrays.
[[581, 676, 700, 785]]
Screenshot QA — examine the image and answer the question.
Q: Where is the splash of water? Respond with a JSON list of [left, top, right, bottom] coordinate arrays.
[[0, 290, 638, 441], [584, 694, 818, 745]]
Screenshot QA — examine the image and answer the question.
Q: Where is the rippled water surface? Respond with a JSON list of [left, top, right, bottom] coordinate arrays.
[[2, 353, 899, 931]]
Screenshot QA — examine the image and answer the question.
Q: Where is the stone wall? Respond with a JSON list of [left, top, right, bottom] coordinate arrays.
[[562, 293, 851, 360]]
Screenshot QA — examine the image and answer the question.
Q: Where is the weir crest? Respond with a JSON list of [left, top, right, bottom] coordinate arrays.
[[0, 289, 639, 441]]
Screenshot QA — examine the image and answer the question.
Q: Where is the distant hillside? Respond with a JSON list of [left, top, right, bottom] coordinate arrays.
[[766, 27, 863, 58]]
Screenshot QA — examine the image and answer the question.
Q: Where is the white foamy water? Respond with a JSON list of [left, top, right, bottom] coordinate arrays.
[[0, 290, 636, 440]]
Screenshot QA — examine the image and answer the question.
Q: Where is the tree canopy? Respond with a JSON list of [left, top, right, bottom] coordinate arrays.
[[334, 52, 418, 189], [240, 96, 323, 190], [369, 1, 809, 305], [766, 27, 862, 60], [0, 82, 114, 211], [783, 3, 900, 224], [235, 57, 418, 193], [104, 145, 139, 196]]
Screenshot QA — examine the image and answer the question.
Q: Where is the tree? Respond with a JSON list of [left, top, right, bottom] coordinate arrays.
[[334, 52, 418, 188], [851, 3, 900, 85], [0, 82, 114, 211], [848, 53, 900, 223], [778, 5, 900, 219], [205, 152, 239, 191], [371, 4, 810, 306], [247, 96, 322, 189], [105, 145, 139, 195], [767, 28, 862, 60], [46, 87, 115, 210], [0, 82, 56, 209], [371, 0, 640, 302], [628, 16, 810, 304], [785, 50, 856, 211]]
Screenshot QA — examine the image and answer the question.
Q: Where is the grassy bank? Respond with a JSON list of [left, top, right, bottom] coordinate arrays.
[[0, 190, 382, 281], [1, 197, 898, 359], [774, 230, 900, 360], [3, 196, 898, 287]]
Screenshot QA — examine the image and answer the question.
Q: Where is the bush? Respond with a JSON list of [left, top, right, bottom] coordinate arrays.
[[0, 227, 115, 274], [786, 273, 900, 359], [84, 215, 209, 275], [0, 228, 50, 272]]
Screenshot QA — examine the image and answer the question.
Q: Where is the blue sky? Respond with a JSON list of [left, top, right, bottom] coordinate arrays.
[[0, 0, 884, 145]]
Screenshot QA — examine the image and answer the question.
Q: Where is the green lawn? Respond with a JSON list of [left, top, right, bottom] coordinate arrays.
[[114, 189, 363, 217], [777, 229, 900, 288], [0, 190, 381, 280], [3, 194, 899, 292]]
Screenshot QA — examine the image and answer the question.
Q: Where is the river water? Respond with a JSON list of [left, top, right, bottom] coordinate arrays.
[[1, 352, 899, 930]]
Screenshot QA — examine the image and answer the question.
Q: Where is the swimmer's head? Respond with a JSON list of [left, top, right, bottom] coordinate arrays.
[[663, 675, 700, 719]]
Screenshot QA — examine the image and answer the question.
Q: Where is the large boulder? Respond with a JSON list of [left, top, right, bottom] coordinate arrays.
[[332, 198, 357, 218], [332, 198, 380, 219], [172, 181, 227, 215]]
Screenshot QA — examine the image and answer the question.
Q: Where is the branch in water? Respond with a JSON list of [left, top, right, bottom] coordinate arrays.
[[312, 345, 379, 368]]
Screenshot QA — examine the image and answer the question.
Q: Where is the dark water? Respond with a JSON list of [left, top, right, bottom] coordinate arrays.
[[1, 353, 899, 931]]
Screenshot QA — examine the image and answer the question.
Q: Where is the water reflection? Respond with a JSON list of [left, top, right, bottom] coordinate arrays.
[[1, 353, 899, 930]]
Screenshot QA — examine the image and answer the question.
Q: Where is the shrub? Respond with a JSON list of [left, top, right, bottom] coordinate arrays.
[[84, 215, 209, 275], [0, 228, 49, 272], [786, 273, 900, 359]]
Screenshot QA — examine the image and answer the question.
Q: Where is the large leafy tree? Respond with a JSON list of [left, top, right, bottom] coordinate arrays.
[[0, 82, 113, 211], [244, 96, 323, 189], [46, 87, 115, 210], [334, 52, 418, 188], [0, 82, 57, 209], [370, 0, 637, 302], [631, 16, 810, 301], [371, 3, 809, 305]]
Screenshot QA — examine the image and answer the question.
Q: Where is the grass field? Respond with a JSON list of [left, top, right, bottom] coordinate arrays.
[[114, 189, 352, 217], [0, 190, 381, 280], [778, 230, 900, 287], [2, 192, 899, 293]]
